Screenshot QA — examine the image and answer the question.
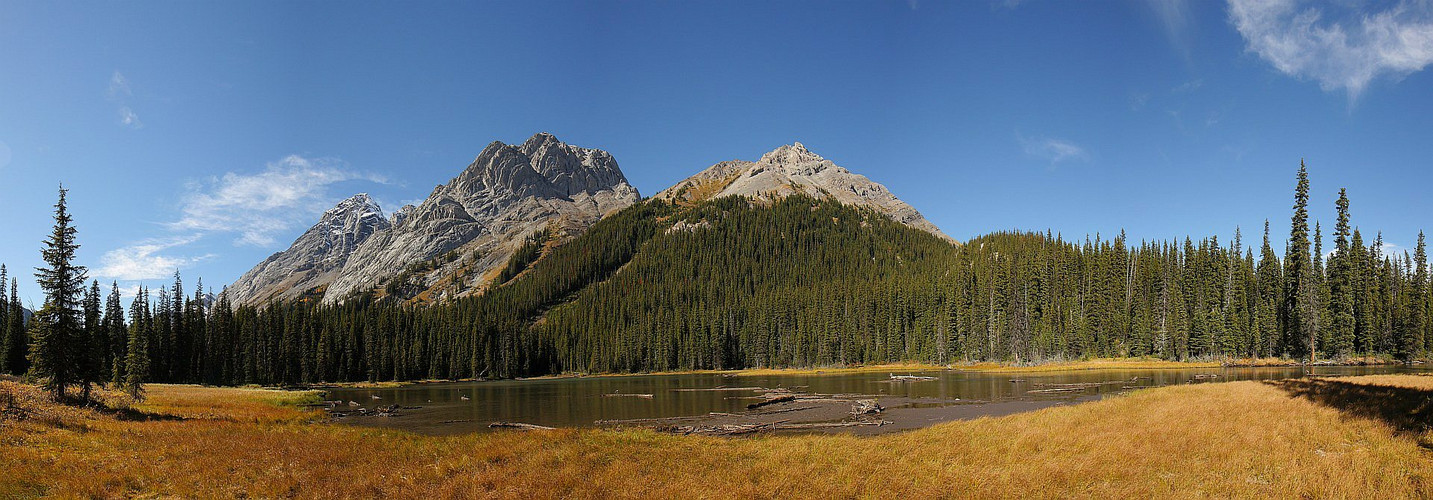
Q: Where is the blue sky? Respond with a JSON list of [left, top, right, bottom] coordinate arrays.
[[2, 0, 1432, 305]]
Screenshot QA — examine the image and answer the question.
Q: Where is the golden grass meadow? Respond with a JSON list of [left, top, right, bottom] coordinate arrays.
[[2, 371, 1430, 499]]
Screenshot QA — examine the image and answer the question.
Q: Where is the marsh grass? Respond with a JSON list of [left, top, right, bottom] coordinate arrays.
[[957, 357, 1224, 373], [2, 376, 1431, 498]]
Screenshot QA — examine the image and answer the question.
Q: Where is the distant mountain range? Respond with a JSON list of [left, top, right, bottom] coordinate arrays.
[[224, 134, 952, 306]]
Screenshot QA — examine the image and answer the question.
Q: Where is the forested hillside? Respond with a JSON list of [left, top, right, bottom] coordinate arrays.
[[6, 164, 1431, 387]]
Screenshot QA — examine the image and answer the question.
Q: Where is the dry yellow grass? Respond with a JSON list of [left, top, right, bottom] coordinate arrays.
[[2, 375, 1431, 498], [730, 362, 947, 377], [958, 357, 1224, 373]]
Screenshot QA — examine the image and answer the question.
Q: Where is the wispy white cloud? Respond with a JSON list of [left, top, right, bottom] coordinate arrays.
[[118, 106, 142, 129], [95, 235, 210, 281], [108, 71, 132, 99], [1129, 92, 1151, 111], [1019, 134, 1090, 164], [115, 284, 157, 300], [1147, 0, 1195, 57], [168, 155, 386, 246], [1171, 78, 1204, 94], [107, 71, 142, 129], [1228, 0, 1433, 99]]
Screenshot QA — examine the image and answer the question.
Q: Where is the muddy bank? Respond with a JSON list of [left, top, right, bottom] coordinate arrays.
[[586, 382, 1098, 436]]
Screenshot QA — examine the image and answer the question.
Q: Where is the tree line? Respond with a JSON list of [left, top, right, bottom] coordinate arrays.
[[4, 164, 1430, 395]]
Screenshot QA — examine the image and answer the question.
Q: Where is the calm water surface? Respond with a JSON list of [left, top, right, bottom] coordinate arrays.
[[327, 365, 1425, 435]]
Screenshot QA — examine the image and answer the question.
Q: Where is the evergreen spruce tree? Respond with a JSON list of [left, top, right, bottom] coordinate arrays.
[[28, 186, 89, 401], [1284, 162, 1316, 363], [80, 280, 103, 399], [0, 264, 8, 374], [123, 286, 150, 400], [5, 278, 23, 375], [1329, 189, 1355, 357], [104, 282, 126, 383], [1402, 232, 1427, 361]]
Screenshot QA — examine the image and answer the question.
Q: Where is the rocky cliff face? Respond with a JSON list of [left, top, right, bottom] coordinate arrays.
[[655, 143, 956, 243], [226, 193, 391, 305], [318, 133, 640, 304]]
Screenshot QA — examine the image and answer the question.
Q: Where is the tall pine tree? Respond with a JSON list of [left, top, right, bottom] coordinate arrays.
[[28, 186, 89, 401], [1329, 189, 1355, 357], [1284, 161, 1316, 363], [0, 264, 8, 374], [1402, 232, 1427, 360], [123, 286, 150, 400], [5, 278, 23, 375]]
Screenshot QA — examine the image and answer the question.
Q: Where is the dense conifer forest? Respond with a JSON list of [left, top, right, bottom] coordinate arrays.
[[5, 164, 1431, 390]]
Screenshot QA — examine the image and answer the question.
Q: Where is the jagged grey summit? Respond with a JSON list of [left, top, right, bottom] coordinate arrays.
[[225, 133, 640, 306]]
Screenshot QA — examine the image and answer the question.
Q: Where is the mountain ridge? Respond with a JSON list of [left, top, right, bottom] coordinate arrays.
[[655, 142, 956, 243]]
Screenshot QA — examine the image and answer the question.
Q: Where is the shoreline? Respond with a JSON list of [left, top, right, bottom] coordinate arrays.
[[6, 374, 1431, 497], [294, 357, 1413, 390]]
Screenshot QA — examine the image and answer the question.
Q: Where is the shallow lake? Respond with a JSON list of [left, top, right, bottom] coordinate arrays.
[[326, 365, 1426, 436]]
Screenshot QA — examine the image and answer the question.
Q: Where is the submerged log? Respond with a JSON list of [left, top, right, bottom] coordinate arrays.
[[888, 374, 938, 382], [1026, 387, 1090, 394], [489, 421, 556, 431], [746, 395, 797, 409]]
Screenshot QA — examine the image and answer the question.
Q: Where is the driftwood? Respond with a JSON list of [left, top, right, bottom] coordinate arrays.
[[328, 404, 416, 418], [671, 387, 764, 392], [753, 405, 821, 416], [1026, 387, 1089, 394], [664, 419, 893, 436], [604, 393, 654, 399], [1030, 382, 1104, 388], [595, 414, 711, 426], [888, 374, 938, 382], [850, 399, 883, 416], [489, 421, 556, 431], [746, 395, 797, 409], [1191, 373, 1220, 380], [665, 420, 791, 436]]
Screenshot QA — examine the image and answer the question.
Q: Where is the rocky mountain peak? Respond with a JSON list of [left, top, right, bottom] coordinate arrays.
[[324, 193, 383, 221], [519, 132, 628, 198], [390, 204, 418, 226], [758, 142, 826, 167], [655, 142, 956, 244], [222, 193, 392, 306], [316, 133, 640, 304]]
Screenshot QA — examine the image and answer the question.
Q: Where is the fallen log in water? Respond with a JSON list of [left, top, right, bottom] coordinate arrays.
[[746, 395, 797, 409], [1030, 382, 1104, 388], [603, 393, 654, 399], [888, 374, 938, 382], [753, 405, 821, 416], [1026, 387, 1092, 394], [489, 421, 556, 431], [671, 387, 765, 392], [594, 414, 712, 426]]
